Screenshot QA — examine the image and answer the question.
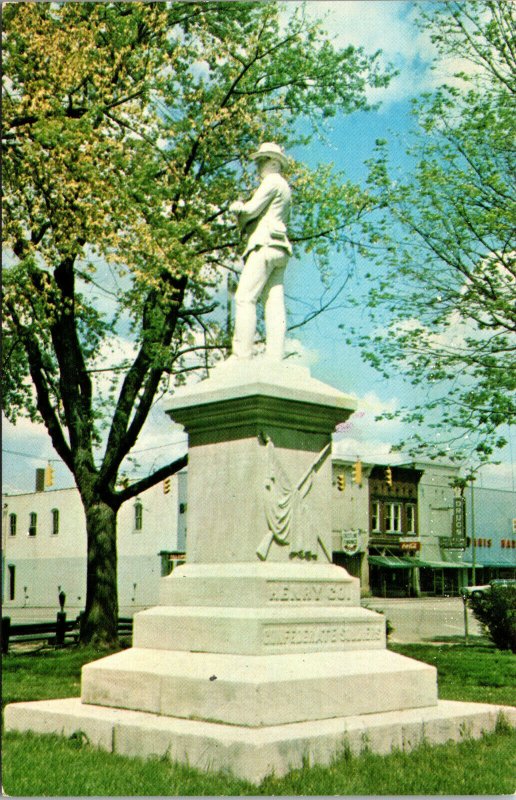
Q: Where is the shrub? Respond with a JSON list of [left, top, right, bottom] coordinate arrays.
[[468, 585, 516, 652]]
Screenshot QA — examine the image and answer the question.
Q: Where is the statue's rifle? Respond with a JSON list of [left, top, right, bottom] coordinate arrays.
[[256, 442, 331, 561]]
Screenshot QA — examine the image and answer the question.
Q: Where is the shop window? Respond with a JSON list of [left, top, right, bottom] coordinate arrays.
[[9, 513, 17, 536], [8, 565, 15, 600], [371, 501, 381, 532], [51, 508, 59, 535], [28, 512, 37, 537], [385, 503, 402, 533], [406, 504, 416, 534], [134, 501, 143, 531]]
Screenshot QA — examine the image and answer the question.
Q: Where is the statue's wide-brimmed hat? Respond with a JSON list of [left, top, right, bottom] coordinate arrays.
[[250, 142, 288, 167]]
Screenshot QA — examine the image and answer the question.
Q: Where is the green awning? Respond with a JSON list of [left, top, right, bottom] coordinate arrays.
[[368, 556, 482, 570], [368, 555, 414, 569], [413, 560, 473, 569]]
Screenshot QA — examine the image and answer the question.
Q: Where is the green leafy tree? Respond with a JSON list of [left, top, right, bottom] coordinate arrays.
[[349, 0, 515, 465], [2, 1, 391, 645]]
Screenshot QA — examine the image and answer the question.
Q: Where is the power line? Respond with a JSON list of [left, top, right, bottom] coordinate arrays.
[[2, 449, 59, 462], [3, 441, 188, 459], [130, 440, 187, 455]]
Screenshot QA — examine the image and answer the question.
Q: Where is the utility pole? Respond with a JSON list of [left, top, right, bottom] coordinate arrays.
[[463, 592, 469, 646], [470, 479, 476, 586]]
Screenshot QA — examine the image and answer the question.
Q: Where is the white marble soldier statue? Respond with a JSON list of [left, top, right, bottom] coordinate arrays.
[[230, 142, 292, 360]]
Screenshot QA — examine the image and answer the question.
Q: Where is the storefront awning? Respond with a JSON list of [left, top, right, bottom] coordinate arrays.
[[368, 556, 483, 570], [413, 559, 474, 569], [368, 555, 414, 569]]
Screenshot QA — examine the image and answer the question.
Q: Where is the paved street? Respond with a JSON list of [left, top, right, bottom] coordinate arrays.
[[363, 596, 482, 643], [7, 597, 482, 644]]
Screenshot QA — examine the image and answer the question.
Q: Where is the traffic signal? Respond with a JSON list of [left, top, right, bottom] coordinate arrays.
[[163, 477, 171, 494], [352, 460, 362, 485], [385, 466, 392, 487], [44, 463, 54, 487], [337, 474, 345, 492]]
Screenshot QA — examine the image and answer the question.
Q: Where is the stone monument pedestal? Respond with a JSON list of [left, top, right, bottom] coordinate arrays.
[[5, 360, 515, 782]]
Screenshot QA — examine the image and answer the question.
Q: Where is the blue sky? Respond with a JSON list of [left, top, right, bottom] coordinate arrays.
[[3, 1, 515, 494]]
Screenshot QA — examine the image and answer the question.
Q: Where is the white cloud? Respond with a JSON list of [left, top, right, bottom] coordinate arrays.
[[89, 334, 139, 406], [2, 399, 188, 495], [332, 390, 404, 463], [332, 435, 403, 464], [357, 391, 398, 417], [2, 415, 74, 495], [300, 1, 480, 106], [284, 337, 320, 367]]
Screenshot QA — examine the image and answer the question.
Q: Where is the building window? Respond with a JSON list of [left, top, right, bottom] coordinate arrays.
[[8, 565, 15, 600], [406, 504, 416, 534], [371, 501, 381, 532], [134, 501, 143, 531], [51, 508, 59, 535], [28, 512, 37, 537], [385, 503, 402, 533], [9, 513, 17, 536]]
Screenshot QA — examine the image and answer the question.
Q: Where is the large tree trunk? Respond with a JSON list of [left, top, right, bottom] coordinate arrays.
[[81, 498, 119, 647]]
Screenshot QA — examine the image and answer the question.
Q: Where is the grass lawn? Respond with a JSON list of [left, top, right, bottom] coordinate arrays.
[[391, 642, 516, 706], [2, 642, 515, 795], [1, 644, 117, 708]]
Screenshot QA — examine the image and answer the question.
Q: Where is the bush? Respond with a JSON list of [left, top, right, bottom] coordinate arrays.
[[468, 585, 516, 652]]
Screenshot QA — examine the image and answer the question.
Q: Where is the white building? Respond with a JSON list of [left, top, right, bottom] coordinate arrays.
[[2, 471, 187, 621]]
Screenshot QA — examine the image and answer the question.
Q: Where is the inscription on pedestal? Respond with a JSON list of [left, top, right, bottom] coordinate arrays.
[[262, 623, 382, 648], [267, 581, 353, 604]]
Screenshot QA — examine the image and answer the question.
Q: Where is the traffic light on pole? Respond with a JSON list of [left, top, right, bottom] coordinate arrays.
[[163, 477, 171, 494], [44, 463, 54, 487], [352, 459, 362, 485], [337, 474, 345, 492], [385, 466, 392, 487]]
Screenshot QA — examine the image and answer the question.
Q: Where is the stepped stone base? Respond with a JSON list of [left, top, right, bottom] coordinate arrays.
[[131, 604, 385, 655], [158, 562, 361, 607], [5, 697, 514, 783], [80, 647, 437, 726]]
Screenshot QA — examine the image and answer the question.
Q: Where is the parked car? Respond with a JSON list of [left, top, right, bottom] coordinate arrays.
[[489, 579, 516, 588], [461, 584, 491, 599], [462, 579, 516, 599]]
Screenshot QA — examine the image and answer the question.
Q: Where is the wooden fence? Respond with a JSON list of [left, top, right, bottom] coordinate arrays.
[[1, 614, 133, 653]]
